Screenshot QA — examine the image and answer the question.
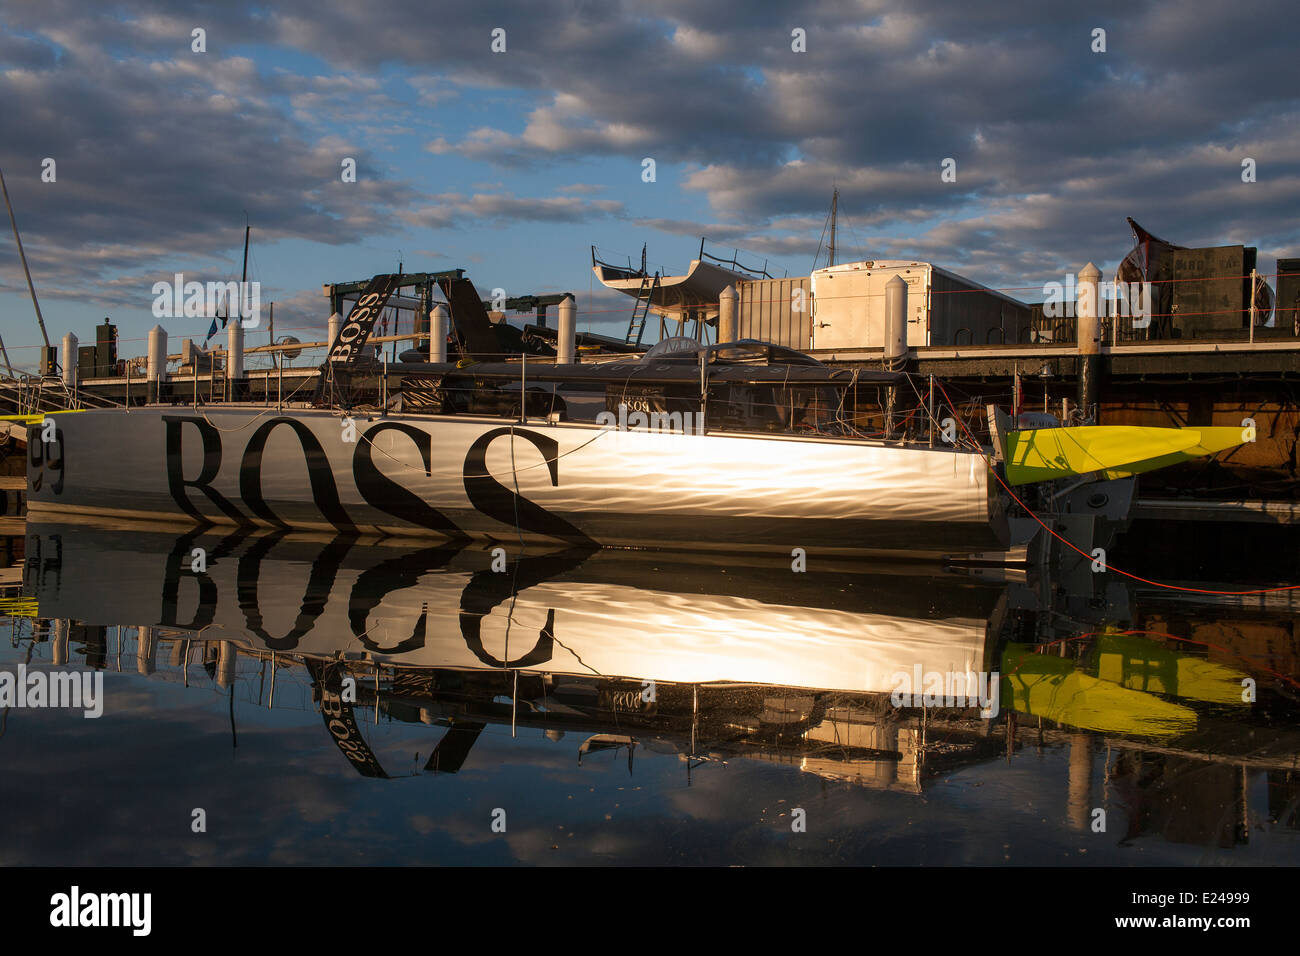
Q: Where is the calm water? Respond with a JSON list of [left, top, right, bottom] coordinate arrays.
[[2, 520, 1298, 866]]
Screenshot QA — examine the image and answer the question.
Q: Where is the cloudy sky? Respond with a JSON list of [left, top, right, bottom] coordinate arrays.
[[0, 0, 1296, 367]]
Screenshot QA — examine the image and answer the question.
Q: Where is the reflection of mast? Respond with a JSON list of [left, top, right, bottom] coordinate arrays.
[[1068, 733, 1092, 830]]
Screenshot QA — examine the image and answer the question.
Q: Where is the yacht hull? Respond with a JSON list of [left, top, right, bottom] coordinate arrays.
[[26, 406, 1007, 558]]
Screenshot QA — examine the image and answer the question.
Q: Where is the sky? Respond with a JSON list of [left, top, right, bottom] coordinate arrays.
[[0, 0, 1297, 370]]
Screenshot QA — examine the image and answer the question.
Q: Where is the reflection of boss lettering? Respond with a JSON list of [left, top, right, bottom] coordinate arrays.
[[322, 691, 368, 763], [326, 716, 368, 761]]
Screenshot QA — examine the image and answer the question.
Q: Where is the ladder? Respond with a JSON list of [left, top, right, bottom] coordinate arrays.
[[625, 271, 661, 346]]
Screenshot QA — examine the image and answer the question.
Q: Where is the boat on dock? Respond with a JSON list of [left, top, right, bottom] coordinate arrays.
[[20, 300, 1247, 562]]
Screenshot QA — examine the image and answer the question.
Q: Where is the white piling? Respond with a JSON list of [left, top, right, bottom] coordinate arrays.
[[883, 275, 908, 364], [147, 325, 168, 401], [430, 303, 449, 362], [51, 619, 68, 666], [557, 295, 576, 364], [327, 311, 341, 349], [226, 317, 244, 382], [718, 284, 738, 344], [216, 641, 237, 689], [1077, 262, 1103, 417], [61, 332, 78, 386], [137, 626, 156, 676], [1076, 263, 1102, 355]]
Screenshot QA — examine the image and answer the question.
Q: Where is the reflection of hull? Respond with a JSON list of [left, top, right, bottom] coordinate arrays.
[[25, 522, 1000, 692], [26, 405, 1006, 559], [25, 522, 1300, 818]]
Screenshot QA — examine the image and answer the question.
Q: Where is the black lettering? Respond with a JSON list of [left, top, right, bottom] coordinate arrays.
[[353, 422, 465, 537], [239, 417, 355, 532], [237, 534, 354, 651], [27, 423, 66, 495], [462, 427, 591, 542], [22, 531, 61, 592], [159, 527, 252, 629], [457, 547, 596, 668], [162, 416, 245, 523], [303, 660, 388, 778], [347, 543, 465, 654]]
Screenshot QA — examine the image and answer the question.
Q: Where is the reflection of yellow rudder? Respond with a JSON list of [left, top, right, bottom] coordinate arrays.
[[1093, 634, 1248, 705], [1002, 643, 1197, 738], [1003, 426, 1246, 486]]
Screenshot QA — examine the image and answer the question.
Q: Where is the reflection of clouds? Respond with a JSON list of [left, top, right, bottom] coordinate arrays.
[[4, 666, 1296, 865]]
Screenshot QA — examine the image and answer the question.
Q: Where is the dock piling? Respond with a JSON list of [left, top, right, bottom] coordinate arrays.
[[61, 332, 77, 387], [557, 295, 576, 364], [147, 325, 168, 403], [429, 304, 449, 363], [1076, 263, 1101, 420], [227, 317, 245, 393], [719, 284, 738, 344]]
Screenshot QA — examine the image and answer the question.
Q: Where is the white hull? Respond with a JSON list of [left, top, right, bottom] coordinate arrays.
[[27, 405, 1009, 558]]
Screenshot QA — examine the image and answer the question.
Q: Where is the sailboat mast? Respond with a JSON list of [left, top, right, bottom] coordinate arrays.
[[828, 188, 838, 268], [0, 167, 52, 348], [240, 224, 250, 322]]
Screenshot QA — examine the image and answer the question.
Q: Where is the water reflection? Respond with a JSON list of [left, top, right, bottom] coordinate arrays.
[[7, 519, 1300, 863]]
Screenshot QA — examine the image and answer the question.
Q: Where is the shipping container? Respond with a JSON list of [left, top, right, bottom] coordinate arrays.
[[806, 260, 1030, 351], [735, 276, 811, 348]]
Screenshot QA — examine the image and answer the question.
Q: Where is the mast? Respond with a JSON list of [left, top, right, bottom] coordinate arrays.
[[828, 187, 838, 268], [240, 223, 250, 323], [0, 167, 52, 348]]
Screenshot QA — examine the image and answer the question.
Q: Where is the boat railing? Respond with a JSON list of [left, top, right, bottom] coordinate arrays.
[[0, 371, 124, 415], [590, 244, 673, 280], [697, 238, 785, 280]]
